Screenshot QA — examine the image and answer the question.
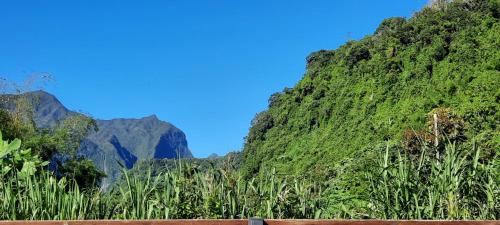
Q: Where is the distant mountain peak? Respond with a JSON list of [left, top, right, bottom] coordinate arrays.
[[30, 89, 51, 94], [207, 153, 219, 159], [4, 90, 76, 128], [105, 114, 164, 124], [1, 91, 192, 189], [25, 90, 60, 102], [144, 114, 158, 120]]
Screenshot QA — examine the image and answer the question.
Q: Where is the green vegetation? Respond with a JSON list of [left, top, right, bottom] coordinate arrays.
[[369, 142, 498, 220], [241, 0, 499, 214], [1, 121, 497, 220], [0, 132, 325, 220], [129, 151, 243, 177], [366, 108, 499, 220], [0, 0, 499, 220]]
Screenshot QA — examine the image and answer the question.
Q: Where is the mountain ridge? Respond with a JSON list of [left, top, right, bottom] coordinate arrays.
[[1, 90, 193, 188]]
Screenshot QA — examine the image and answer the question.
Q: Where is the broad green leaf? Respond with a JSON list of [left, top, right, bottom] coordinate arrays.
[[7, 139, 21, 152], [19, 161, 37, 178]]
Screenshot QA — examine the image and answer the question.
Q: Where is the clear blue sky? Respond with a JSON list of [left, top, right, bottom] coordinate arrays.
[[0, 0, 427, 158]]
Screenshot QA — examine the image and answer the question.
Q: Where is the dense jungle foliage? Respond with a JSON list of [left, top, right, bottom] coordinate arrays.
[[242, 0, 499, 191]]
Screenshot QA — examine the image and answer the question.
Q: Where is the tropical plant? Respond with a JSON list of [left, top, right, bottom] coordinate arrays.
[[368, 141, 499, 219], [0, 131, 48, 178]]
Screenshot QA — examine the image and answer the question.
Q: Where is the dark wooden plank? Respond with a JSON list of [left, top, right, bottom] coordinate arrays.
[[396, 221, 500, 225], [264, 220, 386, 225], [265, 221, 499, 225], [265, 220, 395, 225]]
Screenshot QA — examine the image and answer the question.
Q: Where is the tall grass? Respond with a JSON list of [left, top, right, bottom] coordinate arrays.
[[113, 163, 325, 219], [0, 157, 325, 220], [368, 141, 499, 220], [1, 172, 89, 219]]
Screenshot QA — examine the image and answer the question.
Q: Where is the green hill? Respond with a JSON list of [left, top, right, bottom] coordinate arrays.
[[241, 0, 499, 180]]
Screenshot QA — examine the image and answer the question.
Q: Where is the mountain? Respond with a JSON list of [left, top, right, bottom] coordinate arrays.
[[0, 90, 78, 128], [82, 115, 192, 188], [241, 0, 499, 181], [207, 153, 220, 159], [1, 90, 192, 188]]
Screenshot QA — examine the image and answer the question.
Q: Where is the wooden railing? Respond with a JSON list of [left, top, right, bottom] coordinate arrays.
[[0, 220, 497, 225]]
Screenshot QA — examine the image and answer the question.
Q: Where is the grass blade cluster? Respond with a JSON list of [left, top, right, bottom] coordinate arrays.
[[368, 142, 499, 220]]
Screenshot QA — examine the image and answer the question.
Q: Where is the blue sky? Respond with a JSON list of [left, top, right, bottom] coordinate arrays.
[[0, 0, 427, 157]]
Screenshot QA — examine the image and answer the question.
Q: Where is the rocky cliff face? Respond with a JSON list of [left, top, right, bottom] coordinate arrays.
[[82, 115, 192, 188]]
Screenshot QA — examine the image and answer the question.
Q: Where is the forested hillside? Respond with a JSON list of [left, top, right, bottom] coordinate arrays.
[[242, 0, 499, 180]]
